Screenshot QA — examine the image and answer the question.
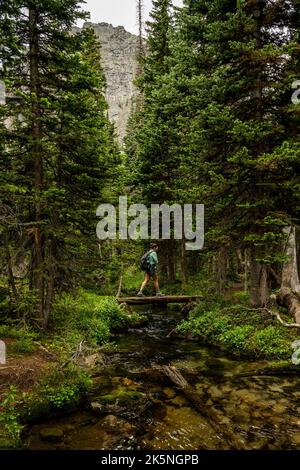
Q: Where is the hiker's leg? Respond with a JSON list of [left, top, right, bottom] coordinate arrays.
[[153, 273, 159, 292], [139, 273, 150, 292], [153, 273, 165, 296]]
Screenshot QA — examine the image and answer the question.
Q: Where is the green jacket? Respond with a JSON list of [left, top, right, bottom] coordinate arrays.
[[148, 250, 158, 271]]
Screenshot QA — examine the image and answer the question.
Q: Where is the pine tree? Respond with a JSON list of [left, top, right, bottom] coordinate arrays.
[[127, 0, 182, 280], [167, 0, 300, 304], [141, 0, 172, 89], [0, 1, 117, 326]]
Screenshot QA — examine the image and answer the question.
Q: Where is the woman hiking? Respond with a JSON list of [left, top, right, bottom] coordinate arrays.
[[137, 243, 165, 297]]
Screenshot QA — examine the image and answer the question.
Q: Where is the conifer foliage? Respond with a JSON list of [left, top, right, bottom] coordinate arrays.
[[0, 1, 117, 326], [127, 0, 300, 302]]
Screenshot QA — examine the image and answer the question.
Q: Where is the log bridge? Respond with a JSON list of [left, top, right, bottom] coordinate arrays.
[[117, 295, 203, 305]]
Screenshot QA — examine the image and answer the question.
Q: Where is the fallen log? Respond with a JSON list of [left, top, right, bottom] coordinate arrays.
[[277, 287, 300, 325], [153, 365, 245, 450], [117, 295, 203, 305], [239, 365, 300, 378]]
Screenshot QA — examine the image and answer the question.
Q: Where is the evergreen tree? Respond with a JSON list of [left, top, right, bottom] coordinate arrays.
[[126, 0, 182, 280], [167, 0, 300, 303], [0, 1, 118, 326]]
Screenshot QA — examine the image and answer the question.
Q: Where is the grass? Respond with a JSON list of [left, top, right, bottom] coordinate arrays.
[[0, 289, 146, 448], [0, 325, 38, 355], [20, 363, 93, 423], [48, 289, 145, 358], [177, 300, 299, 360]]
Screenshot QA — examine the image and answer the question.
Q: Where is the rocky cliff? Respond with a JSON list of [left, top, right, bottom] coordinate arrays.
[[79, 22, 139, 143]]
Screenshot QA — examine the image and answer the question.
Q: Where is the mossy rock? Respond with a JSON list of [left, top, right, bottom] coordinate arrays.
[[126, 314, 149, 328], [162, 387, 177, 399], [22, 397, 81, 424], [96, 389, 145, 406]]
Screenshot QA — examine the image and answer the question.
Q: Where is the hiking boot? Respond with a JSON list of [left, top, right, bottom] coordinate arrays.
[[156, 292, 166, 297], [137, 291, 145, 297]]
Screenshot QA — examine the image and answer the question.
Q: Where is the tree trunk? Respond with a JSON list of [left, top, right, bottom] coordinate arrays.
[[277, 287, 300, 325], [228, 247, 239, 281], [116, 275, 123, 298], [281, 226, 300, 293], [244, 248, 250, 292], [43, 272, 54, 329], [29, 6, 45, 324], [236, 249, 243, 274], [215, 247, 227, 294], [249, 245, 268, 307], [166, 240, 176, 282], [43, 241, 55, 329], [4, 232, 18, 300], [180, 238, 188, 283]]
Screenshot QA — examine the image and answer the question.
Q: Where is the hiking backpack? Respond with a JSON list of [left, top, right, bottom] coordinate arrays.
[[140, 251, 151, 271]]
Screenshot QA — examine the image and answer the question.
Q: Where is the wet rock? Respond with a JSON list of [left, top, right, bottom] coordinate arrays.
[[163, 387, 177, 400], [235, 411, 249, 423], [40, 428, 64, 443], [96, 389, 145, 406], [63, 424, 76, 434], [101, 415, 135, 436], [111, 377, 122, 386], [292, 432, 300, 446], [219, 416, 231, 426], [224, 404, 237, 416], [128, 316, 149, 328], [122, 377, 139, 388], [269, 416, 284, 425], [91, 402, 105, 413], [273, 403, 287, 414], [220, 384, 232, 394], [250, 439, 269, 450], [208, 385, 223, 399], [205, 399, 214, 407], [169, 395, 189, 407], [288, 417, 300, 426], [269, 384, 284, 393], [232, 389, 259, 405], [84, 353, 103, 368]]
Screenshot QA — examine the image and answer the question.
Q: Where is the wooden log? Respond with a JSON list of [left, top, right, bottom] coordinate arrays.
[[116, 295, 203, 305], [154, 365, 245, 450], [240, 365, 300, 377]]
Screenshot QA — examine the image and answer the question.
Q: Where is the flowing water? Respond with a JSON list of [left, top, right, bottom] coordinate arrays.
[[24, 306, 300, 450]]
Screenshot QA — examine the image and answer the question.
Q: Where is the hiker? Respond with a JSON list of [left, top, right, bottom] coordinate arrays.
[[137, 243, 165, 297]]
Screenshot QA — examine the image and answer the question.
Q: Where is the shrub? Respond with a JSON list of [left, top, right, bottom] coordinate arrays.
[[219, 325, 255, 352], [9, 337, 37, 355], [0, 387, 23, 449], [178, 301, 294, 359], [252, 326, 290, 359]]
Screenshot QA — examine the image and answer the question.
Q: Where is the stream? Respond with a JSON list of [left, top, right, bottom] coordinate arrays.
[[24, 306, 300, 450]]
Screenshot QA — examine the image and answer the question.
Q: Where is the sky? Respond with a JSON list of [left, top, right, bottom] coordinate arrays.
[[77, 0, 183, 34]]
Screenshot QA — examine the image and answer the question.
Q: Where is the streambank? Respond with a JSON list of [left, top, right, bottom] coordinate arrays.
[[22, 305, 300, 450], [177, 300, 299, 361], [0, 294, 147, 449]]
